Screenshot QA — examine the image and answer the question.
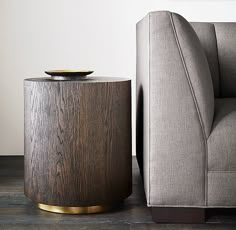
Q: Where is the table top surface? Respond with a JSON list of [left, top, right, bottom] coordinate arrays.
[[24, 77, 131, 83]]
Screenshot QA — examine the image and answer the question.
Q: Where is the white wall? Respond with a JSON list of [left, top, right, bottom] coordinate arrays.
[[0, 0, 236, 155]]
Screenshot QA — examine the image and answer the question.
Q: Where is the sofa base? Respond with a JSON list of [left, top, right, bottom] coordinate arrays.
[[151, 207, 205, 223]]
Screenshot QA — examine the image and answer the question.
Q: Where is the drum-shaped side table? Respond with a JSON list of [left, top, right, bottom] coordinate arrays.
[[24, 77, 132, 214]]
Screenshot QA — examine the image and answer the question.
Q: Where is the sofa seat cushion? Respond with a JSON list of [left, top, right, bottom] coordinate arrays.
[[208, 172, 236, 206], [208, 98, 236, 171]]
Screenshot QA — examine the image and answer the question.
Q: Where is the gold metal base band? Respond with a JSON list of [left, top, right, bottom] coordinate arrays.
[[37, 203, 112, 214]]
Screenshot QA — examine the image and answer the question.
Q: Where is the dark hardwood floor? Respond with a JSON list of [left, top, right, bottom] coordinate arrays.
[[0, 156, 236, 229]]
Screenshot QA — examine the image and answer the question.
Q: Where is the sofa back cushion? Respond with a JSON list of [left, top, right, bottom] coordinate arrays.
[[191, 22, 236, 98], [214, 23, 236, 97], [191, 22, 220, 97]]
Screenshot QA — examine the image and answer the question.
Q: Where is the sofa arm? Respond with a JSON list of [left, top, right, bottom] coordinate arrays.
[[136, 11, 214, 207]]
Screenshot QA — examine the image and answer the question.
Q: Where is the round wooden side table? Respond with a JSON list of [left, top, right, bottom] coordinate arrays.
[[24, 77, 132, 214]]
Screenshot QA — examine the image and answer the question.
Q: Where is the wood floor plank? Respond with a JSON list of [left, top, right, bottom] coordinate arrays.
[[0, 204, 153, 224], [0, 224, 131, 230]]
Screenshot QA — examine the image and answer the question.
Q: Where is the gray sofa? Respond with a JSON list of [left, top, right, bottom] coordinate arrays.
[[136, 10, 236, 223]]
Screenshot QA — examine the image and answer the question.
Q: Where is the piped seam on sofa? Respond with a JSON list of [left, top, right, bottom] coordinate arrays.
[[213, 23, 222, 98], [169, 12, 207, 207], [148, 12, 151, 207], [208, 171, 236, 173]]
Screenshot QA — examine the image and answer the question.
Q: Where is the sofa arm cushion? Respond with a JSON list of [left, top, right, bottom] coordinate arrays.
[[137, 11, 214, 207]]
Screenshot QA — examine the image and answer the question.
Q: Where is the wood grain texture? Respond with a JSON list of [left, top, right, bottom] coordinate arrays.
[[24, 78, 132, 206]]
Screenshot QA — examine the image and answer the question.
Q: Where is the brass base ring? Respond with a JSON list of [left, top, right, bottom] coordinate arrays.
[[37, 203, 112, 214]]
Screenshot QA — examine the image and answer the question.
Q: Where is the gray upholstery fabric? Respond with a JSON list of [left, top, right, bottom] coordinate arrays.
[[214, 23, 236, 97], [137, 10, 236, 208], [171, 14, 215, 138], [208, 98, 236, 171], [191, 22, 220, 97], [191, 22, 236, 97], [137, 11, 215, 207], [208, 172, 236, 206]]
